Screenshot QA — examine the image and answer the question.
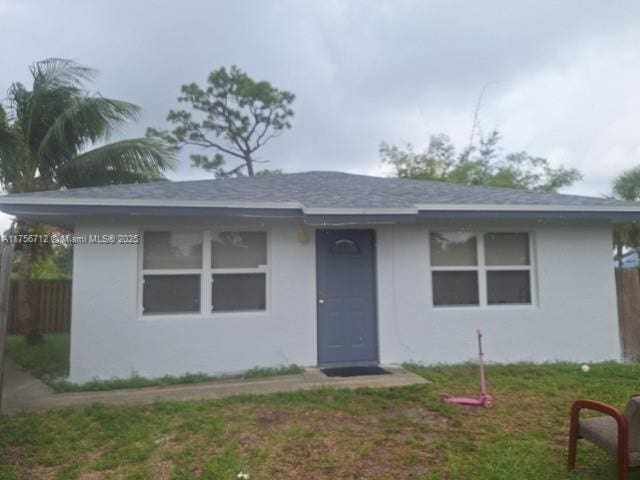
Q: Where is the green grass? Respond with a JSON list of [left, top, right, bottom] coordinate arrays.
[[2, 361, 640, 479], [5, 333, 69, 382], [52, 365, 305, 393], [5, 334, 304, 392]]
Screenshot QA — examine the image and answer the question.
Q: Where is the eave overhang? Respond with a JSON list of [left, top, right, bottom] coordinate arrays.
[[1, 197, 640, 225]]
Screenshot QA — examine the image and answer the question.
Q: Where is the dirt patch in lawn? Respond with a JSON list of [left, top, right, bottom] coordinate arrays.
[[232, 403, 449, 479]]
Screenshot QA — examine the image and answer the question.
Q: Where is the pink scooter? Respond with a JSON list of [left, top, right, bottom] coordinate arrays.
[[441, 330, 494, 408]]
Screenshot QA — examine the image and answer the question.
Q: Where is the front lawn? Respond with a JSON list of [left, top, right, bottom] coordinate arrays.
[[1, 362, 638, 479], [5, 334, 303, 392]]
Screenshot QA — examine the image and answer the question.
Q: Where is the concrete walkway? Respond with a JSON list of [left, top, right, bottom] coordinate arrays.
[[1, 358, 54, 414], [1, 363, 428, 415]]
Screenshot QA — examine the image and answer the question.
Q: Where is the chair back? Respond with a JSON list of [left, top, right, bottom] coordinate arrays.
[[624, 396, 640, 451]]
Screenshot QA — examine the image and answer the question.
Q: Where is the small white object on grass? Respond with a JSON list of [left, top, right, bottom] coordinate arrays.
[[237, 473, 250, 480], [581, 364, 590, 373]]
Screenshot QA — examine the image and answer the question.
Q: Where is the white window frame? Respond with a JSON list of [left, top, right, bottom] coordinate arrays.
[[138, 229, 270, 318], [428, 230, 537, 309]]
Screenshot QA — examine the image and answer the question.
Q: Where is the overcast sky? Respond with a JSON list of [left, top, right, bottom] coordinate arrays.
[[2, 0, 640, 230]]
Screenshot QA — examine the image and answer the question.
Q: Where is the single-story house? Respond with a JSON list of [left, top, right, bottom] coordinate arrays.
[[1, 171, 638, 382]]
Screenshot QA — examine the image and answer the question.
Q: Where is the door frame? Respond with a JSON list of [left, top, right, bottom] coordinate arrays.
[[315, 228, 380, 367]]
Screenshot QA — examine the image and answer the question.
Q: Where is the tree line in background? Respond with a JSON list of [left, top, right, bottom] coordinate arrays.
[[1, 57, 638, 345], [380, 130, 582, 192]]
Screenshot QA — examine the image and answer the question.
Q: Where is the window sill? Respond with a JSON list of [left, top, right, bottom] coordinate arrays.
[[138, 310, 269, 321], [431, 303, 536, 312]]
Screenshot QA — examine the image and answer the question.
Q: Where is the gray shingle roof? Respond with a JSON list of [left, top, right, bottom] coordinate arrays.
[[0, 171, 633, 209]]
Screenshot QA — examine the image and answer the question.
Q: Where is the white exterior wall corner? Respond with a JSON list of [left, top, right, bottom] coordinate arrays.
[[375, 221, 620, 365], [69, 218, 620, 382]]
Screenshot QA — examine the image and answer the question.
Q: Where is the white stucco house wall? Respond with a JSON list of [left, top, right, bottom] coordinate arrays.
[[0, 171, 637, 383]]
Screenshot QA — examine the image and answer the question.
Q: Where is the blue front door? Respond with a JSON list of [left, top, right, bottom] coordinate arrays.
[[316, 229, 378, 365]]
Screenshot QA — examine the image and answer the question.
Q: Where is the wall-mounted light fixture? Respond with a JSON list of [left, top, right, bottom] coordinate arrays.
[[297, 228, 310, 244]]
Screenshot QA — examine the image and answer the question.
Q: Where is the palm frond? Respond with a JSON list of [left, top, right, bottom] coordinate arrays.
[[30, 58, 96, 90], [56, 137, 176, 188], [0, 130, 21, 191], [0, 122, 19, 158], [0, 105, 25, 192], [0, 122, 37, 194], [37, 96, 142, 177], [7, 78, 78, 156], [13, 59, 97, 156], [6, 82, 31, 127]]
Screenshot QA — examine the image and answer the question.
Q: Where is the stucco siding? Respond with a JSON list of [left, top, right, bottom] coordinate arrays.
[[69, 219, 317, 382], [69, 218, 619, 382], [376, 221, 620, 364]]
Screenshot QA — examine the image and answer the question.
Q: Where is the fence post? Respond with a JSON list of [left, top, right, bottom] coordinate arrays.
[[0, 243, 15, 412]]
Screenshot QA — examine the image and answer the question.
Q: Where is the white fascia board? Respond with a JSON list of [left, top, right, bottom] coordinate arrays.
[[0, 198, 419, 215], [0, 196, 303, 210], [301, 207, 419, 215], [415, 203, 640, 212]]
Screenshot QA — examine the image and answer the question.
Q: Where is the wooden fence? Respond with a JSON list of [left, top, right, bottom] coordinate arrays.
[[616, 269, 640, 360], [6, 280, 71, 334]]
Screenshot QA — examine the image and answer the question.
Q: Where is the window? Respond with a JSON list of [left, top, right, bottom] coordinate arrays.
[[484, 233, 532, 305], [485, 233, 529, 266], [487, 271, 531, 304], [432, 271, 479, 306], [143, 232, 202, 269], [143, 275, 200, 314], [141, 230, 268, 315], [212, 232, 267, 268], [211, 232, 267, 312], [212, 274, 266, 311], [430, 231, 534, 307], [430, 232, 477, 266], [430, 232, 479, 306], [142, 232, 202, 314]]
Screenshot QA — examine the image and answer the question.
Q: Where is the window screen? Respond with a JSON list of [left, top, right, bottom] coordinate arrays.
[[432, 271, 479, 306], [212, 273, 266, 312], [143, 274, 200, 314]]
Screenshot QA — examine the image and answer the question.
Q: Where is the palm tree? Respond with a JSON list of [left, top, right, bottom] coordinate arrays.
[[0, 58, 175, 344]]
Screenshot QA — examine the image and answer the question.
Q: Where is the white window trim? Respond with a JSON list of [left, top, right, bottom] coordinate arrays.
[[137, 228, 270, 319], [428, 230, 537, 310]]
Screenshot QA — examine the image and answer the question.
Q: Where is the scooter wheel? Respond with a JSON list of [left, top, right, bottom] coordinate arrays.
[[482, 398, 494, 408], [440, 395, 450, 403]]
